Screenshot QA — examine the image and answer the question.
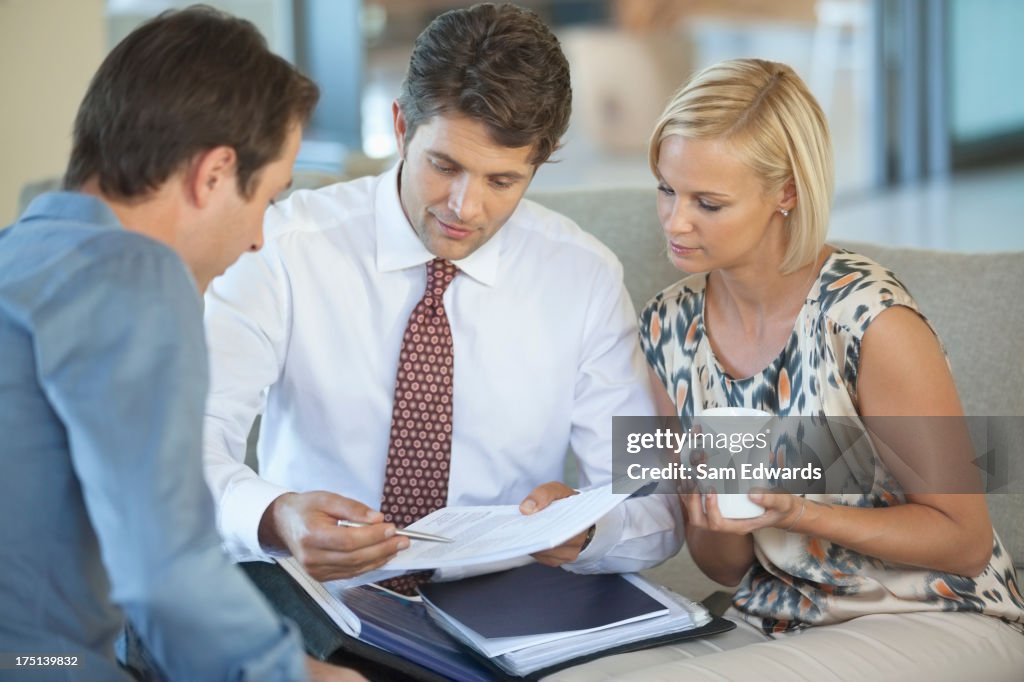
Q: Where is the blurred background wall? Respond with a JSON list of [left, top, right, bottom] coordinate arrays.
[[3, 0, 1022, 250], [0, 0, 105, 223]]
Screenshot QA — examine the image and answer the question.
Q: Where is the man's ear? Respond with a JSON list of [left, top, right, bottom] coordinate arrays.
[[188, 146, 238, 208], [392, 100, 407, 159]]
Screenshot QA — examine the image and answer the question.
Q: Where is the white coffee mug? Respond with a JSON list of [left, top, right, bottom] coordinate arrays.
[[693, 406, 773, 519]]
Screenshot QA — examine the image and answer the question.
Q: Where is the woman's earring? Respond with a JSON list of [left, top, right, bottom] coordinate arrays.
[[779, 208, 790, 217]]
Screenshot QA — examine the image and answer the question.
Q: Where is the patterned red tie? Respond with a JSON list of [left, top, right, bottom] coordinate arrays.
[[378, 258, 457, 595]]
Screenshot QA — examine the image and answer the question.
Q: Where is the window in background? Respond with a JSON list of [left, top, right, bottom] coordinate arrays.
[[360, 0, 878, 197], [106, 0, 294, 57], [105, 0, 884, 197], [537, 0, 878, 197], [292, 0, 363, 171], [949, 0, 1024, 168]]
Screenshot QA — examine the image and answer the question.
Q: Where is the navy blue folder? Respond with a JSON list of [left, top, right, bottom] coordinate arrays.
[[340, 585, 496, 681], [418, 562, 667, 638]]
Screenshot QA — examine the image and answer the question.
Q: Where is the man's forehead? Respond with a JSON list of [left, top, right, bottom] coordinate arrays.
[[413, 114, 536, 175], [425, 150, 531, 181]]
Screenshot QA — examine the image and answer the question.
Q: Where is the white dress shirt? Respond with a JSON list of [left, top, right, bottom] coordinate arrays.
[[203, 164, 682, 573]]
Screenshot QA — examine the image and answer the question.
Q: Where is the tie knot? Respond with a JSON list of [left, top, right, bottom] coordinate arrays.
[[424, 258, 457, 304]]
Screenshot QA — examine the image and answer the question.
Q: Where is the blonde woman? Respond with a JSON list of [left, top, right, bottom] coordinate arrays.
[[557, 59, 1024, 680]]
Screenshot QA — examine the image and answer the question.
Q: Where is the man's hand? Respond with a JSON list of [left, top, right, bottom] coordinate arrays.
[[306, 656, 369, 681], [519, 482, 590, 567], [258, 491, 409, 581]]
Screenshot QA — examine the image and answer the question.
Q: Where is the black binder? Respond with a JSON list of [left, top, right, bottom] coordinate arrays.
[[241, 561, 735, 681]]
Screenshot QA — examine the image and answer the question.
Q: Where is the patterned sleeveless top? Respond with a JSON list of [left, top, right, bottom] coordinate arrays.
[[639, 249, 1024, 635]]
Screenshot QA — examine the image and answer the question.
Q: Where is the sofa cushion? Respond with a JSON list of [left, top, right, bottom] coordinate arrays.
[[529, 187, 676, 313]]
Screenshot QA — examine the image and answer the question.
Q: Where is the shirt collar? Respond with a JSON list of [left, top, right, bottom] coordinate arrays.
[[374, 162, 504, 287], [20, 191, 123, 229]]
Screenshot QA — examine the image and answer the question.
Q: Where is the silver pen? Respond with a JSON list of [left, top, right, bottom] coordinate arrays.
[[336, 519, 453, 543]]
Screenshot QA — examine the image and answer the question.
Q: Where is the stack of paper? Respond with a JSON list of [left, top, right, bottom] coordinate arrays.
[[419, 564, 712, 677], [385, 482, 634, 571]]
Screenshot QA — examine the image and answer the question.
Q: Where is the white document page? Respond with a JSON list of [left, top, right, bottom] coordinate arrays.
[[383, 483, 629, 571]]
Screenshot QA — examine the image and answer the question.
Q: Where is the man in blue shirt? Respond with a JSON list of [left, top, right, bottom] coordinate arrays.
[[0, 7, 361, 681]]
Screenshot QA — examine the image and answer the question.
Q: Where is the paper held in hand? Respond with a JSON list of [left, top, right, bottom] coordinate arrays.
[[382, 481, 634, 571], [273, 481, 637, 636]]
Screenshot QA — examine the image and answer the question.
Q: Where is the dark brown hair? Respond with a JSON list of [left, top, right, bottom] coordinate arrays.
[[397, 2, 571, 166], [64, 5, 319, 199]]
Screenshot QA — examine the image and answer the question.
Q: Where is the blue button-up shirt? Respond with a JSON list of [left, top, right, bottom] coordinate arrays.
[[0, 193, 308, 680]]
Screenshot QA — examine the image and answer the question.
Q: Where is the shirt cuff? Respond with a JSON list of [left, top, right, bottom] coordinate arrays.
[[220, 475, 294, 561], [566, 504, 625, 571]]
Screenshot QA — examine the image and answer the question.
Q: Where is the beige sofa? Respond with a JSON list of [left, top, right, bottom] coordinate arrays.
[[530, 186, 1024, 601]]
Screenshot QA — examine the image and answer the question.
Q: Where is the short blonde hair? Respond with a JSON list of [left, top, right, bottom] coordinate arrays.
[[649, 59, 833, 273]]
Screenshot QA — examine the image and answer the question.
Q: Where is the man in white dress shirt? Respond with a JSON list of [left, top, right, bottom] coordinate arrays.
[[203, 3, 682, 589]]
